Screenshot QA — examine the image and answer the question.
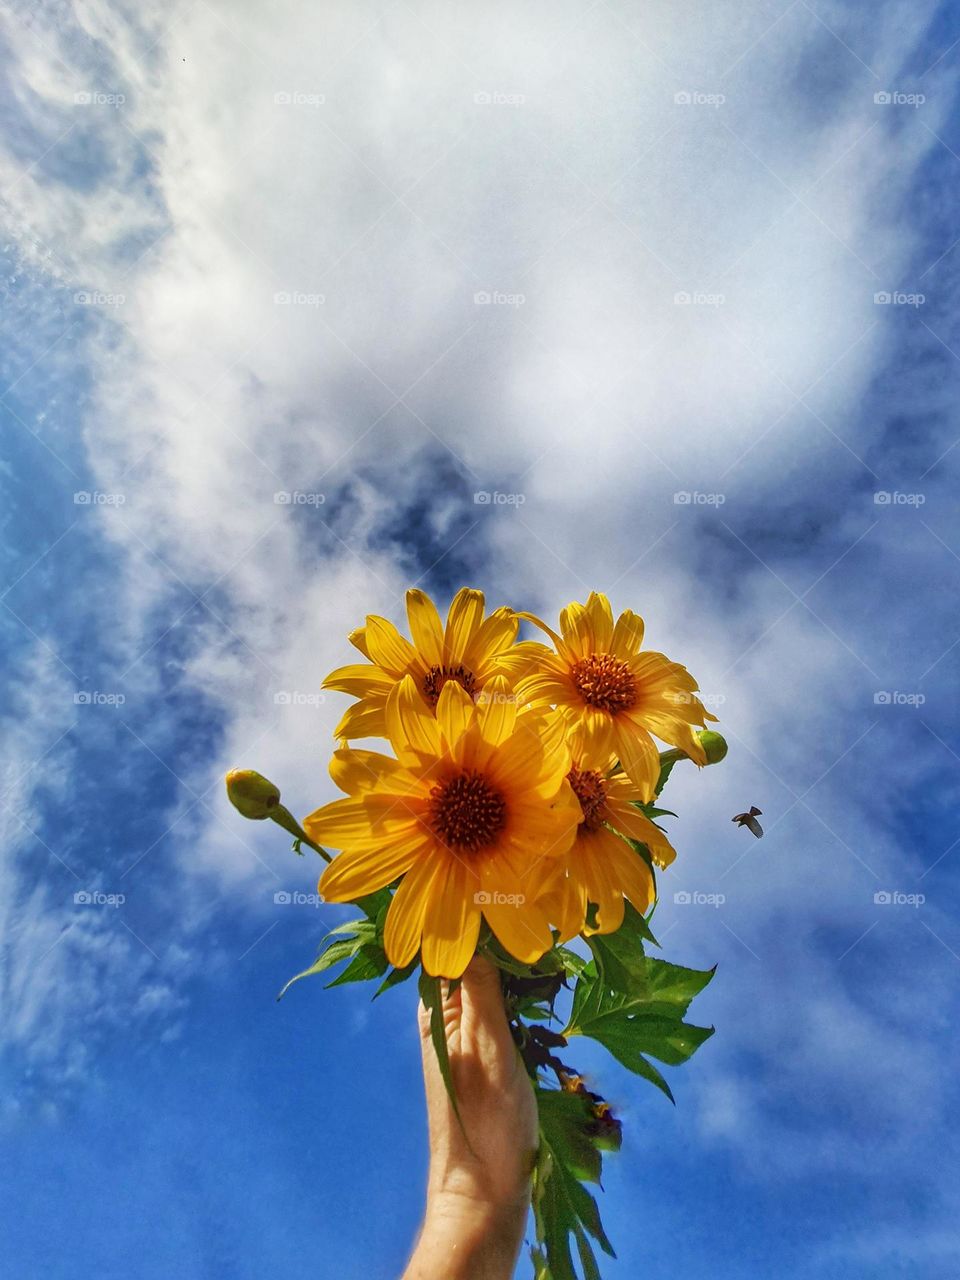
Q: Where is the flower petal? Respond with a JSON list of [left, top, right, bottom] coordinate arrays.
[[610, 608, 645, 658], [435, 679, 475, 755], [476, 673, 518, 749], [303, 793, 418, 848], [328, 748, 413, 796], [383, 852, 441, 968], [559, 600, 592, 657], [464, 606, 518, 674], [406, 589, 444, 667], [333, 700, 389, 741], [318, 828, 427, 901], [322, 663, 394, 695], [420, 855, 482, 978], [613, 720, 660, 801], [604, 799, 676, 867], [364, 615, 418, 676], [443, 588, 486, 661], [483, 897, 553, 965], [585, 592, 614, 650], [604, 834, 656, 918], [385, 674, 442, 759]]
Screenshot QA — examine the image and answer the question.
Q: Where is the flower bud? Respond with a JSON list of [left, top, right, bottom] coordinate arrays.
[[225, 769, 281, 820], [696, 730, 728, 765]]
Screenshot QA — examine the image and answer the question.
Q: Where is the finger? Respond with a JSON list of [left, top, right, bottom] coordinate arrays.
[[459, 955, 515, 1058]]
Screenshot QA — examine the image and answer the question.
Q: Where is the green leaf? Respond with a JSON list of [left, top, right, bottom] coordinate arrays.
[[372, 961, 417, 998], [355, 886, 392, 921], [563, 956, 715, 1100], [536, 1088, 601, 1183], [276, 918, 378, 1000], [418, 972, 464, 1132], [533, 1087, 618, 1280], [586, 927, 647, 996], [325, 940, 389, 988]]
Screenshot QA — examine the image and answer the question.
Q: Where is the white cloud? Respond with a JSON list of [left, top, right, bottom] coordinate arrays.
[[2, 0, 957, 1199]]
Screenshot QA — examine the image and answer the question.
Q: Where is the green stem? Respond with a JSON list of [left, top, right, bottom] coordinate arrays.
[[270, 804, 332, 863]]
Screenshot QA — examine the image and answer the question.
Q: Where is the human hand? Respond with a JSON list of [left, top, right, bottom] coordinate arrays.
[[402, 956, 538, 1280]]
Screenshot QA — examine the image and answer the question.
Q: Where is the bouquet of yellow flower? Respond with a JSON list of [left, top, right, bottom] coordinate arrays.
[[227, 589, 725, 1280]]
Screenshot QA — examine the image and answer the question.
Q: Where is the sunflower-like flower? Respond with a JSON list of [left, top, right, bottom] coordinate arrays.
[[303, 675, 581, 978], [323, 587, 540, 741], [539, 733, 676, 940], [517, 592, 716, 801]]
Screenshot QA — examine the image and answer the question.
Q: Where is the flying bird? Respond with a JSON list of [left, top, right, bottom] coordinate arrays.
[[732, 806, 763, 838]]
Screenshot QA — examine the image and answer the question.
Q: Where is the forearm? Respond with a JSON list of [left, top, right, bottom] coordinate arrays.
[[402, 1192, 528, 1280]]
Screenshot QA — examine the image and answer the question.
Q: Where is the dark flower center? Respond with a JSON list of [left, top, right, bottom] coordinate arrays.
[[427, 770, 507, 852], [422, 663, 477, 707], [568, 766, 607, 832], [570, 653, 636, 714]]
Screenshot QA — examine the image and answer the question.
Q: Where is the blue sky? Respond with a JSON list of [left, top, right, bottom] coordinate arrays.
[[2, 1, 959, 1277]]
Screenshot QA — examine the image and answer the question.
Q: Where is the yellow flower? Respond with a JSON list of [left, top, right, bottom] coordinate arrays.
[[539, 735, 676, 940], [323, 587, 539, 741], [303, 675, 581, 978], [518, 592, 716, 801]]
